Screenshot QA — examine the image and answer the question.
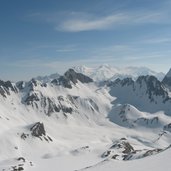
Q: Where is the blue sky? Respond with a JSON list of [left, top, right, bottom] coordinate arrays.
[[1, 0, 171, 81]]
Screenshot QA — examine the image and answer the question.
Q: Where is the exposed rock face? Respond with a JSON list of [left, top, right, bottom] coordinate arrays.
[[163, 77, 171, 87], [108, 75, 171, 114], [142, 149, 162, 157], [46, 97, 60, 115], [111, 76, 167, 99], [20, 122, 53, 142], [0, 86, 6, 97], [107, 78, 134, 87], [162, 68, 171, 89], [135, 117, 159, 125], [101, 138, 135, 160], [51, 69, 93, 89], [24, 91, 73, 116], [25, 93, 40, 105], [16, 81, 25, 90], [30, 122, 46, 137], [64, 69, 93, 84], [0, 80, 17, 97], [101, 138, 164, 161], [111, 139, 134, 154], [52, 76, 72, 89], [163, 123, 171, 132], [136, 75, 167, 99]]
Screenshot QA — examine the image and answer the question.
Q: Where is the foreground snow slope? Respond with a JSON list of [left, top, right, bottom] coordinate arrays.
[[80, 147, 171, 171]]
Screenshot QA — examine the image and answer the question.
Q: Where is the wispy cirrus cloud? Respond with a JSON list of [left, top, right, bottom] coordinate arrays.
[[143, 37, 171, 44], [26, 0, 171, 33], [54, 10, 170, 32], [56, 13, 127, 32], [55, 45, 78, 52]]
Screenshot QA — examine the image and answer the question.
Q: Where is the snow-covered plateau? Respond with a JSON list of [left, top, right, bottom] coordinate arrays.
[[0, 66, 171, 171]]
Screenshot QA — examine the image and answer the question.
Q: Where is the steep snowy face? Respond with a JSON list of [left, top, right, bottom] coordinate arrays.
[[73, 64, 119, 82], [73, 65, 165, 82], [92, 65, 119, 82], [108, 75, 171, 114], [162, 68, 171, 88], [72, 65, 94, 76], [108, 103, 171, 130]]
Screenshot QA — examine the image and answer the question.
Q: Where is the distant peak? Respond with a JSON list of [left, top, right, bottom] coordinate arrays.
[[165, 68, 171, 77], [98, 64, 111, 69], [34, 72, 60, 83], [64, 68, 93, 84], [136, 75, 158, 83], [162, 68, 171, 87]]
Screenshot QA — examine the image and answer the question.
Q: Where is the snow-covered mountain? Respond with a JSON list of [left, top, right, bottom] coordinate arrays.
[[34, 72, 60, 83], [162, 68, 171, 89], [0, 68, 171, 171], [73, 65, 165, 81], [107, 75, 171, 114]]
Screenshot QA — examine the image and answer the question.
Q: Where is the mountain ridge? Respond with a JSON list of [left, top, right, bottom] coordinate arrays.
[[72, 65, 165, 81], [0, 67, 171, 171]]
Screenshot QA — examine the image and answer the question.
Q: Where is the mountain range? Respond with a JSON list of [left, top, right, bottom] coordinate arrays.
[[0, 66, 171, 171], [73, 64, 165, 81]]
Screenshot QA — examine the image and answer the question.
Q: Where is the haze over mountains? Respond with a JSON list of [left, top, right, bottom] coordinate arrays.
[[32, 65, 165, 83], [73, 65, 165, 81], [0, 66, 171, 171]]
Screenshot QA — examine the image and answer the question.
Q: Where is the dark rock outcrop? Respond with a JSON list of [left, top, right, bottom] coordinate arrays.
[[164, 123, 171, 132], [64, 69, 93, 84], [107, 78, 134, 87], [25, 93, 40, 105], [110, 139, 134, 154], [102, 138, 164, 161], [46, 97, 60, 115], [30, 122, 46, 137], [0, 80, 18, 97], [17, 157, 26, 162], [102, 138, 135, 160], [16, 81, 25, 90], [142, 149, 162, 157], [108, 75, 170, 108], [52, 76, 72, 89], [136, 75, 167, 100], [162, 68, 171, 88], [51, 69, 93, 89]]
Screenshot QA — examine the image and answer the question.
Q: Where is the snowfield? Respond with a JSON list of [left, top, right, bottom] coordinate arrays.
[[80, 147, 171, 171], [0, 67, 171, 171]]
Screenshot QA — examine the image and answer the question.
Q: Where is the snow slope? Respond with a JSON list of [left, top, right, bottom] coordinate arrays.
[[80, 147, 171, 171], [0, 68, 171, 171]]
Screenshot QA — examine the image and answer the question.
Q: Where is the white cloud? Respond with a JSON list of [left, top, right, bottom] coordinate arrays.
[[56, 13, 127, 32], [143, 37, 171, 44], [54, 9, 170, 32], [55, 45, 78, 52]]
